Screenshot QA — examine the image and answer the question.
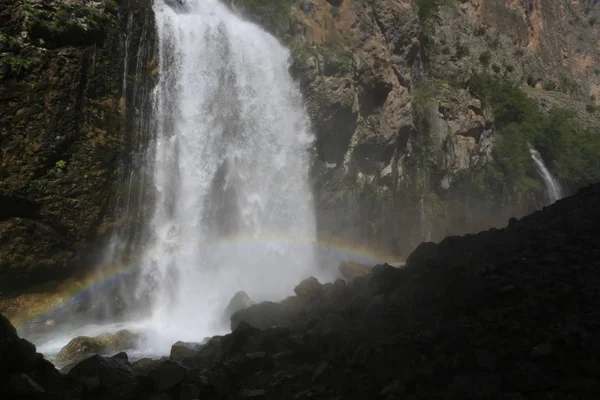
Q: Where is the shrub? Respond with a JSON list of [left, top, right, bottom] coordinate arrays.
[[586, 104, 597, 113], [415, 0, 456, 44], [491, 63, 501, 73], [455, 42, 469, 58], [505, 64, 515, 73], [55, 160, 67, 170], [479, 51, 491, 66], [489, 37, 500, 49], [474, 26, 486, 36]]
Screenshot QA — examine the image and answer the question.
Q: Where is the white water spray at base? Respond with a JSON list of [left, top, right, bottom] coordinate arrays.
[[530, 147, 563, 204]]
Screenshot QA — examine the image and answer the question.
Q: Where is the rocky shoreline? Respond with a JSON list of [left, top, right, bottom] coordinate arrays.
[[2, 183, 600, 399]]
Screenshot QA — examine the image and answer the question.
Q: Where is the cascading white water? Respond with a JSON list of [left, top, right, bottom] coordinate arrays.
[[529, 147, 563, 204], [129, 0, 327, 349]]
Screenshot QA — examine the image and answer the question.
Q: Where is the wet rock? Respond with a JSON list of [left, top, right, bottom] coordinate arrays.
[[231, 301, 290, 331], [132, 357, 163, 376], [0, 315, 39, 375], [56, 329, 140, 367], [338, 261, 371, 281], [223, 291, 254, 323], [179, 336, 221, 370], [67, 353, 138, 397], [170, 341, 202, 362], [149, 360, 187, 392], [55, 336, 102, 367], [294, 277, 323, 298]]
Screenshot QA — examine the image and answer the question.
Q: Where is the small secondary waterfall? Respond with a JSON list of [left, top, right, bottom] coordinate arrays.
[[129, 0, 324, 348], [530, 147, 563, 204]]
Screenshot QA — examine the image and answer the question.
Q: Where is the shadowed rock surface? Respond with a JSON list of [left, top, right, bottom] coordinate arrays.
[[2, 182, 600, 399]]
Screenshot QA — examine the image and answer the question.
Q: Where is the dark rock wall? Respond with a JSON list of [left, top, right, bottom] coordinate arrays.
[[0, 0, 156, 292]]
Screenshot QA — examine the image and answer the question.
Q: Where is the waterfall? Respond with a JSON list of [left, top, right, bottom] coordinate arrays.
[[529, 147, 563, 204], [129, 0, 324, 348]]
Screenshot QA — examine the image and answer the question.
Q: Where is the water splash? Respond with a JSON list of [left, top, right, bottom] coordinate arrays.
[[129, 0, 328, 349], [529, 147, 563, 204]]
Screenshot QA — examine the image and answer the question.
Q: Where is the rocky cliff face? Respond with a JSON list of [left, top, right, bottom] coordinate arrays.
[[0, 0, 155, 292], [231, 0, 600, 257], [1, 0, 599, 292]]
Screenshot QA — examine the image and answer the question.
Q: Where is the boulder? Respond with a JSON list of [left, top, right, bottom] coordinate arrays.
[[294, 277, 323, 298], [170, 341, 202, 362], [179, 337, 221, 370], [149, 360, 187, 392], [56, 330, 141, 367], [223, 291, 254, 324], [67, 353, 138, 398], [231, 301, 290, 331], [55, 336, 103, 367], [220, 322, 262, 358], [0, 314, 40, 375], [132, 357, 164, 377], [338, 261, 371, 281]]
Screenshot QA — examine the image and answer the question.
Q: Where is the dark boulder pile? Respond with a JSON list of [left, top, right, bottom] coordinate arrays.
[[2, 183, 600, 399]]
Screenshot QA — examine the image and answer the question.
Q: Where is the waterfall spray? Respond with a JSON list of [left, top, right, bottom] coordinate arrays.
[[132, 0, 325, 349]]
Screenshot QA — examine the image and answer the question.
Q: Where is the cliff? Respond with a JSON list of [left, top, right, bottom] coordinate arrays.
[[230, 0, 600, 256], [1, 0, 600, 293], [0, 0, 155, 292]]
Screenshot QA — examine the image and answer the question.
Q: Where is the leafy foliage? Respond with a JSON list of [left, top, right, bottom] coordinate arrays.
[[465, 75, 600, 202], [23, 3, 115, 48]]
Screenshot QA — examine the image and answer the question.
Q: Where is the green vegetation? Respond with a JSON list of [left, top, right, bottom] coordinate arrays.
[[0, 55, 40, 78], [232, 0, 293, 36], [55, 160, 67, 170], [289, 41, 313, 63], [455, 42, 469, 59], [473, 26, 486, 37], [23, 3, 116, 48], [505, 64, 514, 73], [491, 64, 500, 73], [489, 37, 500, 50], [321, 34, 353, 75], [415, 0, 456, 48], [479, 51, 491, 66], [464, 75, 600, 202]]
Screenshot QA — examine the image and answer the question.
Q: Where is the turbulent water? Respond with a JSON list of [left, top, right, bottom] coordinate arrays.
[[114, 0, 332, 349], [530, 147, 563, 204]]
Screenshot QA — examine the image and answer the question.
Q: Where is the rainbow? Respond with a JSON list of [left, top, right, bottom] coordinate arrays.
[[5, 234, 402, 330]]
